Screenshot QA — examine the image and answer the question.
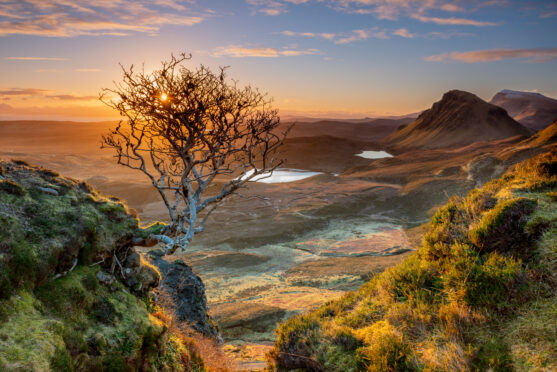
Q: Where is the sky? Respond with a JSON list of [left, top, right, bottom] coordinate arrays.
[[0, 0, 556, 120]]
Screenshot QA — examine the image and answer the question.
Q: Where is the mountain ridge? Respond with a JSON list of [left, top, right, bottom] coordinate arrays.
[[383, 90, 532, 152]]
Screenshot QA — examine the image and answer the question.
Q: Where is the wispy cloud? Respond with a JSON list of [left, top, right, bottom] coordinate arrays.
[[76, 68, 101, 72], [271, 0, 502, 27], [5, 56, 66, 61], [411, 14, 497, 26], [393, 28, 415, 38], [246, 0, 287, 16], [425, 30, 476, 39], [213, 45, 319, 58], [0, 87, 96, 101], [0, 0, 209, 37], [336, 28, 389, 43], [425, 48, 557, 63], [280, 27, 388, 44], [279, 30, 336, 40], [0, 88, 51, 96]]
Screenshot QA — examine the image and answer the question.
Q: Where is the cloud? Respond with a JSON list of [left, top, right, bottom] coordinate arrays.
[[439, 4, 465, 12], [279, 30, 337, 40], [281, 1, 503, 27], [393, 28, 415, 38], [49, 94, 97, 101], [336, 29, 370, 44], [280, 27, 391, 44], [425, 48, 557, 63], [0, 87, 97, 101], [246, 0, 287, 16], [335, 28, 388, 44], [0, 88, 51, 96], [5, 56, 66, 61], [76, 68, 101, 72], [411, 14, 498, 26], [0, 0, 209, 37], [213, 45, 319, 58], [425, 30, 476, 39]]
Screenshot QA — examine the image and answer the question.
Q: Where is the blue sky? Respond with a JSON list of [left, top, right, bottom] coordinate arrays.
[[0, 0, 556, 119]]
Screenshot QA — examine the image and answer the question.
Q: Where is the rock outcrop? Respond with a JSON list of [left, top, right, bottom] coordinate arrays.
[[149, 249, 219, 337]]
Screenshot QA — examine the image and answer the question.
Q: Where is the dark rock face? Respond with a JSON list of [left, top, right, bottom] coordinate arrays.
[[148, 250, 219, 337]]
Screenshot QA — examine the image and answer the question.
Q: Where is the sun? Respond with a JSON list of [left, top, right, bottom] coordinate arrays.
[[160, 93, 168, 101]]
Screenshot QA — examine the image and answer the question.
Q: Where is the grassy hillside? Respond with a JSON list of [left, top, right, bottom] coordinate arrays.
[[269, 149, 557, 371], [0, 160, 205, 371]]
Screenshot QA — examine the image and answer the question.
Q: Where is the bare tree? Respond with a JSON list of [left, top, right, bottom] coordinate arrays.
[[101, 53, 287, 254]]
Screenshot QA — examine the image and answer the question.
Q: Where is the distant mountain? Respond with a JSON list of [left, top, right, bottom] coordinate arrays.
[[280, 113, 418, 123], [490, 89, 557, 131], [279, 117, 414, 142], [383, 90, 532, 152]]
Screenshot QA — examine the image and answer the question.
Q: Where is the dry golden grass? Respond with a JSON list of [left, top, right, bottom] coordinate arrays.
[[154, 289, 236, 371]]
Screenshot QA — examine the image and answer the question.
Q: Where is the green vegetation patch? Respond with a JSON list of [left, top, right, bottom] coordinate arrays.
[[269, 150, 557, 371], [0, 160, 139, 297], [0, 161, 205, 371]]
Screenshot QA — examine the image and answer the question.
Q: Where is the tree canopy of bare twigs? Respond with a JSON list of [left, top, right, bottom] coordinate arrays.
[[101, 53, 287, 254]]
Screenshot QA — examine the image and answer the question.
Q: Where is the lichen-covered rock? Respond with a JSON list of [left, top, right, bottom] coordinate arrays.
[[149, 249, 219, 337]]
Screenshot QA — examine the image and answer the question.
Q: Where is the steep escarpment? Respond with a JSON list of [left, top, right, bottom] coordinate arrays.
[[0, 160, 212, 371], [269, 150, 556, 371], [384, 90, 532, 151]]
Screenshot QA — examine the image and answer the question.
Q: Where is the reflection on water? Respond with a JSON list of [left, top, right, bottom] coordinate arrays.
[[356, 150, 392, 159], [240, 168, 323, 183]]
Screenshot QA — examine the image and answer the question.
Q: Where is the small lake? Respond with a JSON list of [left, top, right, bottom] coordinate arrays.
[[356, 150, 393, 159], [241, 169, 323, 183]]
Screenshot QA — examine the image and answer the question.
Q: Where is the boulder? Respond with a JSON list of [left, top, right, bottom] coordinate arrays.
[[148, 250, 219, 337]]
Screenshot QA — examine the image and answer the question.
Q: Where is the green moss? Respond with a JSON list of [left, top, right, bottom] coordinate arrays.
[[0, 292, 65, 372], [137, 221, 167, 238], [36, 267, 96, 318], [50, 346, 73, 372], [0, 162, 207, 371]]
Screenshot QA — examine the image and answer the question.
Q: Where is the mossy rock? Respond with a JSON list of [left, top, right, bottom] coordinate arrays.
[[0, 160, 140, 295], [0, 161, 206, 371]]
